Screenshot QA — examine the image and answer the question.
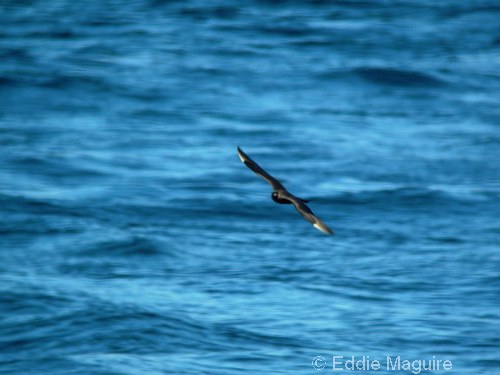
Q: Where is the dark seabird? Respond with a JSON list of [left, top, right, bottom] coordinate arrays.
[[237, 146, 333, 235]]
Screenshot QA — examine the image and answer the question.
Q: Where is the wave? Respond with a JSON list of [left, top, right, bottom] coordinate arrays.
[[78, 236, 165, 257], [331, 186, 461, 206], [352, 67, 446, 87]]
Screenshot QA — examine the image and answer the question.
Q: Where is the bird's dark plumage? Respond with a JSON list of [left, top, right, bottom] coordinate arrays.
[[237, 146, 333, 235]]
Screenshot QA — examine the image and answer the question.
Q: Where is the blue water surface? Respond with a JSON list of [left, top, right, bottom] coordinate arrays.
[[1, 1, 499, 374]]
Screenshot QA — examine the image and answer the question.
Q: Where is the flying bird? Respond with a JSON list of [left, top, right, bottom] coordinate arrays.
[[237, 146, 333, 235]]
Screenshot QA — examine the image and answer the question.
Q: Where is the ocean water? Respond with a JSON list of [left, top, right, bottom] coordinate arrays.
[[1, 1, 499, 374]]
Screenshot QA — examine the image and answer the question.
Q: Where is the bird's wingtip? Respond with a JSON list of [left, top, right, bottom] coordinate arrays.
[[237, 146, 245, 162], [313, 222, 334, 235]]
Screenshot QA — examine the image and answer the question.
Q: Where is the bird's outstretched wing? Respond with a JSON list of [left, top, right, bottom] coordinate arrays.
[[289, 197, 334, 235], [237, 147, 286, 191]]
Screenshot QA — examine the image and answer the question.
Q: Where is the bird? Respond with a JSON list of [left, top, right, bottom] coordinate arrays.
[[237, 146, 333, 235]]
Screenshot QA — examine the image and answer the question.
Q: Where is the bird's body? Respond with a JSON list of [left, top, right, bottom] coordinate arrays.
[[272, 192, 292, 204], [237, 146, 333, 235]]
